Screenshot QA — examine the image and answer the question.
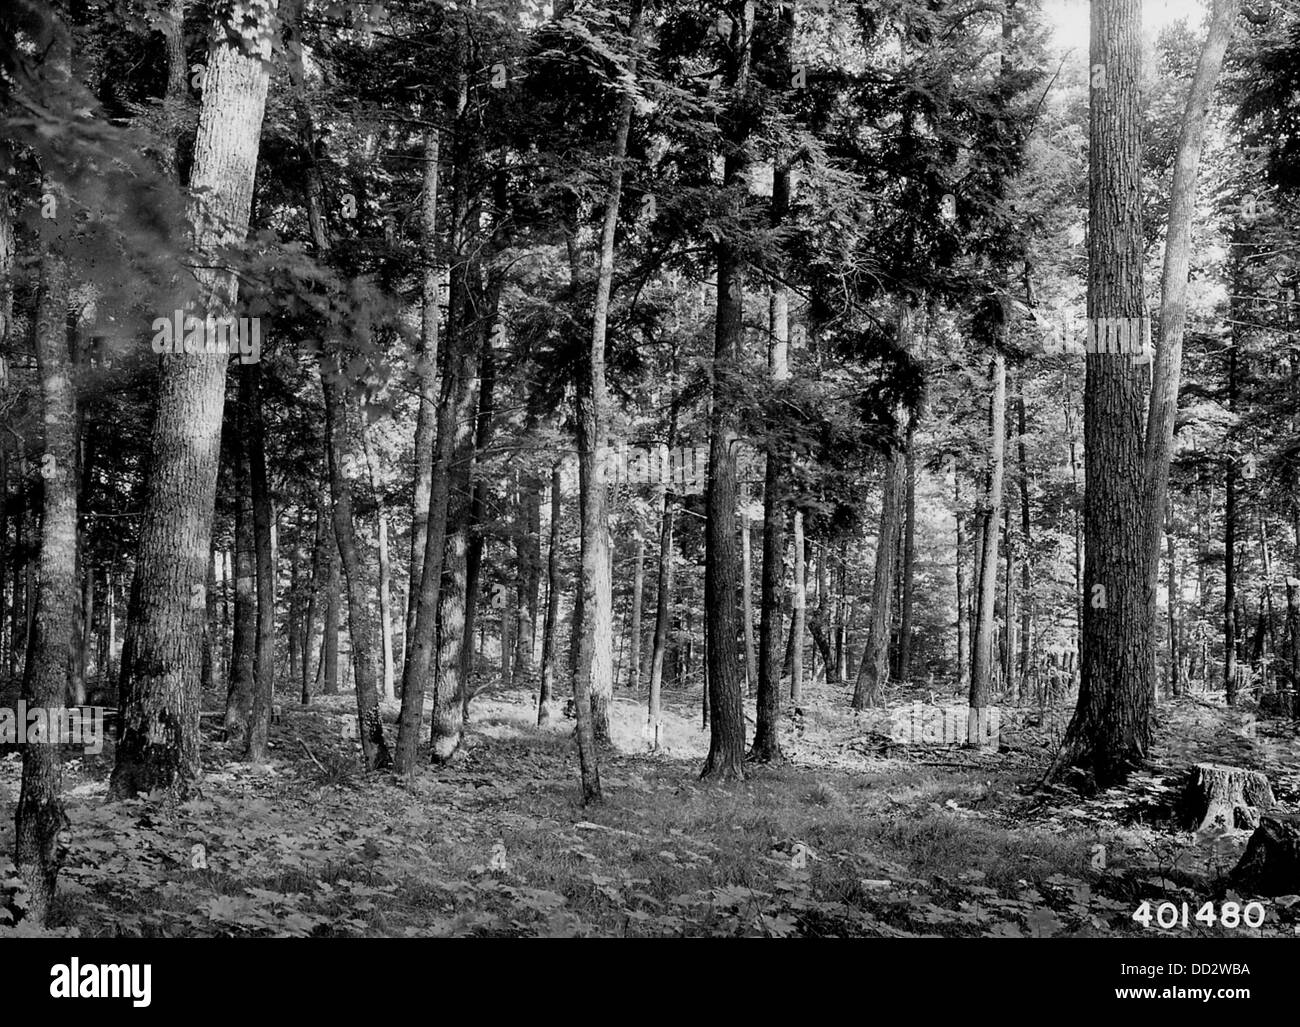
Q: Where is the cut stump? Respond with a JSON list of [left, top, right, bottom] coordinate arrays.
[[1182, 763, 1275, 833], [1231, 814, 1300, 896]]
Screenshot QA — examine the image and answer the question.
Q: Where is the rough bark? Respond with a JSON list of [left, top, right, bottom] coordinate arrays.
[[1048, 0, 1152, 789], [16, 245, 75, 924], [110, 0, 278, 799]]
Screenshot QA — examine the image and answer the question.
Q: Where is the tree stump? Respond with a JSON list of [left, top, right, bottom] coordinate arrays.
[[1182, 763, 1275, 833], [1231, 814, 1300, 896]]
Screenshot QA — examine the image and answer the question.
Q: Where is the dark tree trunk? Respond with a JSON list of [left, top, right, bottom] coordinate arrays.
[[245, 363, 276, 762], [538, 463, 562, 725], [1050, 0, 1153, 788]]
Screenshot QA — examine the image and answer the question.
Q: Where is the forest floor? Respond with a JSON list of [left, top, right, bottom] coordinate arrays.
[[2, 680, 1299, 937]]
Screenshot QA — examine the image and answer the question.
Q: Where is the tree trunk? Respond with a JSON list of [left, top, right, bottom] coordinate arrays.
[[514, 470, 541, 690], [852, 302, 914, 710], [897, 428, 917, 683], [224, 415, 256, 748], [574, 3, 643, 777], [647, 489, 675, 750], [790, 512, 805, 704], [245, 363, 276, 762], [852, 445, 906, 709], [110, 0, 278, 799], [1049, 0, 1152, 789], [629, 534, 646, 692], [740, 503, 757, 696], [970, 349, 1005, 741], [1017, 388, 1032, 693], [1141, 0, 1240, 699], [538, 462, 562, 725], [406, 127, 441, 669], [16, 242, 75, 924], [955, 473, 968, 694], [363, 425, 395, 700]]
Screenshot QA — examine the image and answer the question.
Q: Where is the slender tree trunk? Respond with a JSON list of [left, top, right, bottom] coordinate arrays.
[[740, 504, 757, 697], [538, 463, 562, 725], [647, 489, 675, 750], [245, 363, 276, 762], [969, 350, 1006, 740], [1018, 388, 1032, 694], [897, 428, 917, 683], [111, 0, 278, 799], [790, 513, 806, 706], [514, 470, 541, 689], [362, 424, 395, 699], [406, 127, 440, 668], [1168, 523, 1180, 697], [1142, 0, 1240, 698], [224, 421, 256, 747], [955, 473, 968, 694], [629, 534, 646, 692], [574, 2, 643, 781]]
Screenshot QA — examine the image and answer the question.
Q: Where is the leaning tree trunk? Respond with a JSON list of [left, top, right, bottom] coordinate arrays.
[[1142, 0, 1240, 700], [111, 0, 278, 799], [1048, 0, 1152, 789], [16, 246, 75, 924]]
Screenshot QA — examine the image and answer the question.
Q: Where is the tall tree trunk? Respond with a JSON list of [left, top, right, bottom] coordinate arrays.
[[790, 512, 805, 704], [514, 470, 541, 690], [970, 350, 1006, 740], [1168, 522, 1180, 697], [897, 427, 917, 683], [955, 471, 968, 694], [852, 303, 914, 709], [406, 127, 440, 668], [110, 0, 278, 799], [647, 489, 675, 750], [224, 417, 256, 747], [740, 504, 757, 696], [1142, 0, 1240, 698], [362, 424, 395, 699], [1017, 388, 1032, 693], [16, 238, 75, 924], [1050, 0, 1152, 788], [538, 462, 562, 725], [320, 364, 390, 768], [628, 533, 646, 692], [245, 363, 276, 762], [574, 2, 644, 780]]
